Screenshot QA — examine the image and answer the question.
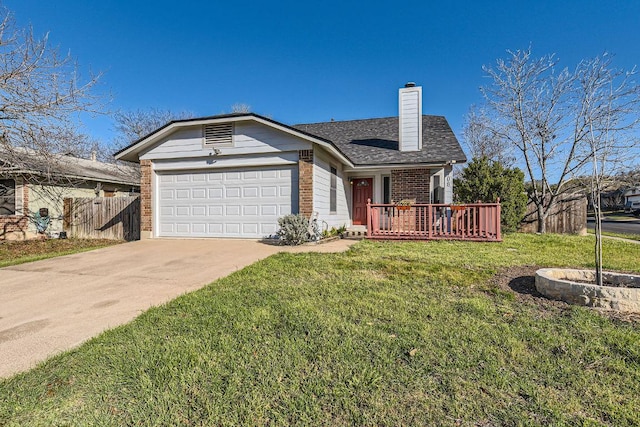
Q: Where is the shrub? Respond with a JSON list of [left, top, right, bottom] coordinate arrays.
[[454, 156, 527, 231], [277, 214, 310, 245]]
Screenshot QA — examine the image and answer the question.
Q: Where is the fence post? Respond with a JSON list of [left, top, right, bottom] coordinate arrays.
[[63, 197, 73, 236]]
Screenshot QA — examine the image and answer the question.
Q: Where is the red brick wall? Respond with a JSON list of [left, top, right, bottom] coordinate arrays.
[[298, 150, 314, 218], [0, 183, 29, 239], [391, 168, 431, 203], [140, 160, 152, 233]]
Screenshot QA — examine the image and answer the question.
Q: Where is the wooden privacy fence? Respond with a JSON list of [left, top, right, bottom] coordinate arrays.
[[63, 196, 140, 241], [367, 200, 502, 241], [519, 194, 587, 234]]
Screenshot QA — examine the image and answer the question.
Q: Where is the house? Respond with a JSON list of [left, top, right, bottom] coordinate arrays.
[[623, 187, 640, 205], [115, 83, 467, 239], [0, 149, 140, 239]]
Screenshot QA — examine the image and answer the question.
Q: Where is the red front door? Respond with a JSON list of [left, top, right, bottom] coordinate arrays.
[[352, 178, 373, 225]]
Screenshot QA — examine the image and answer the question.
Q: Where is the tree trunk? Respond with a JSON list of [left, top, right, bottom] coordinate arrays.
[[592, 189, 603, 287], [536, 203, 546, 233]]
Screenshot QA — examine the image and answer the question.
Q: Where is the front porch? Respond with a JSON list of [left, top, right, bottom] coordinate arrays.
[[366, 201, 502, 242]]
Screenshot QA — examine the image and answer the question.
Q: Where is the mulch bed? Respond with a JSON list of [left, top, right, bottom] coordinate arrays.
[[486, 265, 640, 323]]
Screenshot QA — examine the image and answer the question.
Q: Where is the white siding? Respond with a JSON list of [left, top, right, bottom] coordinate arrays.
[[444, 165, 453, 204], [398, 86, 423, 152], [140, 121, 311, 161], [313, 148, 350, 229]]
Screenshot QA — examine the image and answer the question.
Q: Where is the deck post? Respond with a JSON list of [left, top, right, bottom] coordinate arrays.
[[366, 198, 372, 237], [496, 198, 502, 241]]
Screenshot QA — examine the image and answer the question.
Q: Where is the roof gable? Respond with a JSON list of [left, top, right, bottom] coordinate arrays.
[[114, 113, 466, 168], [114, 113, 353, 166]]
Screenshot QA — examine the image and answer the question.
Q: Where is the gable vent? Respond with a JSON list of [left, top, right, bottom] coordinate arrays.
[[204, 123, 233, 145]]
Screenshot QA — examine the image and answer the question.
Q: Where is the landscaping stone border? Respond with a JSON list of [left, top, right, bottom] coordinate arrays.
[[535, 268, 640, 313]]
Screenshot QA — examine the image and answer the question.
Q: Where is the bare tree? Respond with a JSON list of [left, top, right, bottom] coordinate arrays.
[[462, 105, 515, 166], [0, 5, 101, 164], [0, 4, 107, 233], [476, 48, 640, 234], [230, 103, 251, 113], [112, 108, 194, 153], [575, 54, 640, 285]]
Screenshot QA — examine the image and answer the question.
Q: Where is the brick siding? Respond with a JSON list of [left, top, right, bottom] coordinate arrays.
[[0, 183, 29, 239], [391, 168, 431, 203], [298, 150, 314, 218], [140, 160, 152, 234]]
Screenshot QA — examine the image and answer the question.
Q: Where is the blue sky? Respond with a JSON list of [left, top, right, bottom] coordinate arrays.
[[5, 0, 640, 151]]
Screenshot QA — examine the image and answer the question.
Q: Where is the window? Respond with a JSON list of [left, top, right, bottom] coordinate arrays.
[[330, 165, 337, 213], [383, 176, 391, 204], [0, 179, 16, 215], [203, 123, 233, 146]]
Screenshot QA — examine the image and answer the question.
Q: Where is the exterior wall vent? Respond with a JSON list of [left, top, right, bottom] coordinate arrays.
[[398, 84, 423, 152], [203, 123, 233, 146]]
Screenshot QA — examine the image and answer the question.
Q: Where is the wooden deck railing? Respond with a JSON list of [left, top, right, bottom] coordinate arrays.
[[366, 200, 501, 242]]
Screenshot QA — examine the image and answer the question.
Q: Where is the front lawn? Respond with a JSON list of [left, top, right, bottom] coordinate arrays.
[[1, 234, 639, 426], [0, 238, 122, 268]]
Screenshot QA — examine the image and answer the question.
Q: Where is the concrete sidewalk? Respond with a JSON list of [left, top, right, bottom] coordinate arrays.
[[0, 238, 356, 378]]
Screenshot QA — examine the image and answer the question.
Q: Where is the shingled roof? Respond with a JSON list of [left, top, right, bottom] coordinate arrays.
[[1, 147, 139, 186], [294, 115, 466, 167]]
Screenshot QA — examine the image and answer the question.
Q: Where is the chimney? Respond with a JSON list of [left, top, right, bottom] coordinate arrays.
[[398, 82, 422, 152]]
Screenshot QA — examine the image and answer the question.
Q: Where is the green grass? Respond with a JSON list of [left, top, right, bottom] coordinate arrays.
[[0, 239, 122, 268], [1, 233, 639, 426], [587, 229, 640, 242]]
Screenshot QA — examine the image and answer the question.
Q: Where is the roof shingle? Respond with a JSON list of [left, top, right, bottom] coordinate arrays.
[[294, 115, 466, 166]]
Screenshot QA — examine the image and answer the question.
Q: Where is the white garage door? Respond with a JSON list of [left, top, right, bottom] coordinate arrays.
[[157, 166, 298, 238]]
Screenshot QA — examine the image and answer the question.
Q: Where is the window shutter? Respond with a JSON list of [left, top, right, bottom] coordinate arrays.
[[203, 123, 233, 145]]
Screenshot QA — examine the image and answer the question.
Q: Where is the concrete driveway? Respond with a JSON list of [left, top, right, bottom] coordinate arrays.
[[0, 238, 356, 378]]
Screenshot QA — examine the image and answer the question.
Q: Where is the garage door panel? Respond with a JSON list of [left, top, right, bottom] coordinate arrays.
[[225, 223, 241, 234], [242, 223, 258, 234], [192, 223, 206, 234], [243, 171, 258, 180], [208, 188, 222, 199], [208, 206, 223, 215], [208, 223, 223, 234], [261, 186, 277, 197], [226, 205, 240, 216], [261, 205, 277, 216], [243, 187, 258, 197], [192, 188, 206, 199], [192, 206, 206, 216], [261, 223, 278, 235], [243, 205, 259, 215], [225, 187, 241, 198], [176, 206, 190, 216]]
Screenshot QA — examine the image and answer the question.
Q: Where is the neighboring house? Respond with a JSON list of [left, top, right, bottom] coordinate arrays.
[[0, 149, 140, 239], [623, 187, 640, 205], [115, 83, 467, 239]]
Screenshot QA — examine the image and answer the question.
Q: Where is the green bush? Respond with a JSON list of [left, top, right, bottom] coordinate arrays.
[[277, 214, 310, 245], [454, 156, 527, 231]]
